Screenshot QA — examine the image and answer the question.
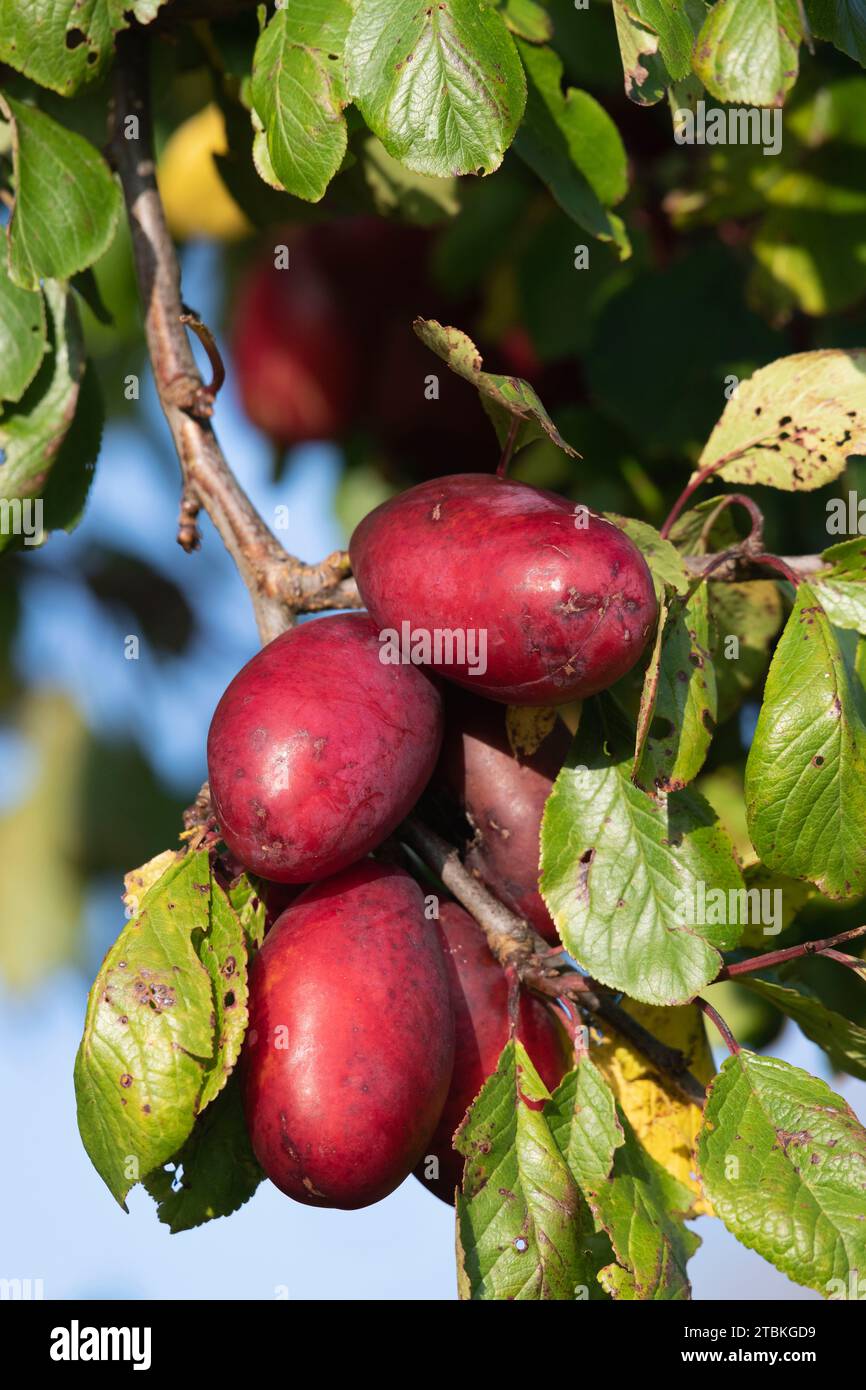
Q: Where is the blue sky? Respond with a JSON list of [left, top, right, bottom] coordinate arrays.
[[1, 242, 860, 1301]]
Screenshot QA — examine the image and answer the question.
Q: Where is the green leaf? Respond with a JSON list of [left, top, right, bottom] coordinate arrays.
[[612, 0, 669, 106], [709, 580, 784, 723], [0, 0, 167, 96], [74, 851, 246, 1206], [628, 0, 696, 80], [144, 1077, 263, 1233], [0, 280, 86, 550], [693, 0, 804, 107], [753, 211, 866, 319], [586, 245, 778, 458], [413, 317, 579, 457], [666, 503, 785, 722], [697, 1051, 866, 1296], [228, 874, 269, 953], [540, 697, 744, 1005], [513, 41, 630, 253], [358, 135, 460, 224], [805, 0, 866, 64], [0, 264, 45, 404], [487, 0, 553, 41], [606, 514, 690, 599], [2, 97, 121, 291], [751, 151, 866, 316], [668, 495, 743, 555], [250, 0, 354, 204], [635, 583, 717, 792], [548, 1060, 699, 1300], [813, 537, 866, 635], [744, 582, 866, 900], [196, 884, 249, 1111], [345, 0, 526, 177], [39, 358, 103, 542], [739, 975, 866, 1081], [698, 350, 866, 491], [456, 1039, 590, 1300]]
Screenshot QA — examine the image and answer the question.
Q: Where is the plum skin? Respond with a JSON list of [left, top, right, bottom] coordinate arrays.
[[231, 239, 358, 444], [414, 902, 570, 1204], [241, 862, 455, 1209], [436, 689, 570, 944], [207, 613, 442, 883], [350, 473, 658, 705]]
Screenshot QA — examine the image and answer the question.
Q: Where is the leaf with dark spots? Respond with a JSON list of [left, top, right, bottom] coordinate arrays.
[[697, 1051, 866, 1294], [414, 317, 579, 458], [346, 0, 526, 178], [75, 850, 252, 1206], [547, 1060, 698, 1299], [541, 697, 743, 1006], [456, 1040, 596, 1300], [144, 1077, 264, 1234], [632, 584, 717, 793], [197, 881, 250, 1111], [698, 350, 866, 492]]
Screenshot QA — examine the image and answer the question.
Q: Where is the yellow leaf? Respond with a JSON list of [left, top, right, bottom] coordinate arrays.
[[123, 848, 183, 918], [158, 104, 252, 242], [0, 692, 86, 989], [505, 704, 557, 757], [592, 1000, 715, 1215]]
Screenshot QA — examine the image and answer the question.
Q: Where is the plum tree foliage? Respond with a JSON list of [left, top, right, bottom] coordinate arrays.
[[3, 0, 866, 1301]]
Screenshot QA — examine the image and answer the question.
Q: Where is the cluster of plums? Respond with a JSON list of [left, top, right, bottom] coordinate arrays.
[[207, 472, 657, 1208]]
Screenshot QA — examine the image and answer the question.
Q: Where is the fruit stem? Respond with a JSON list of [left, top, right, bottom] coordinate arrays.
[[659, 461, 726, 539], [496, 417, 520, 478], [696, 997, 740, 1056]]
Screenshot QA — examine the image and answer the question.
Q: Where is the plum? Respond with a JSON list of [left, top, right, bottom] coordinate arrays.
[[207, 613, 442, 882], [231, 236, 358, 444], [437, 690, 570, 943], [349, 473, 657, 704], [242, 862, 455, 1209], [414, 902, 570, 1204]]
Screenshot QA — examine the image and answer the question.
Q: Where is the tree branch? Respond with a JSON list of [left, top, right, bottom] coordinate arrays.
[[110, 31, 831, 646], [718, 924, 866, 980], [109, 27, 360, 644], [401, 817, 708, 1106]]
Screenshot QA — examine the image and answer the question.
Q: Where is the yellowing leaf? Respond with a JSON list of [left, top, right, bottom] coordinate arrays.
[[592, 999, 714, 1215], [505, 704, 557, 757], [123, 848, 183, 918], [0, 692, 86, 989]]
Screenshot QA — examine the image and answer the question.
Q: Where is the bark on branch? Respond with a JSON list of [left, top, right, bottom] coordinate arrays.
[[401, 817, 708, 1106], [109, 28, 359, 643]]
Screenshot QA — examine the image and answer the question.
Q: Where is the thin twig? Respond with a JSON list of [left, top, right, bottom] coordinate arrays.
[[497, 417, 520, 478], [749, 553, 803, 587], [697, 997, 740, 1056], [718, 924, 866, 980], [659, 461, 726, 539], [401, 816, 707, 1105]]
